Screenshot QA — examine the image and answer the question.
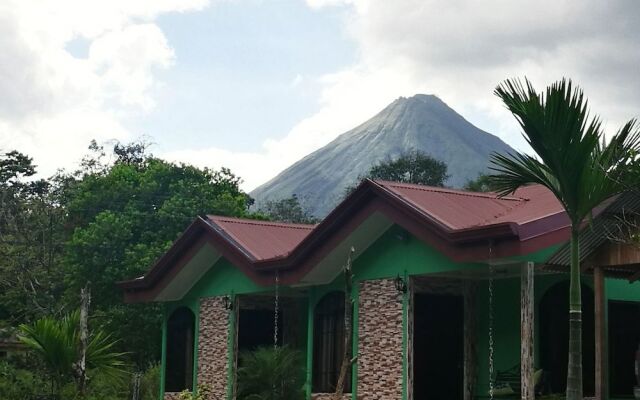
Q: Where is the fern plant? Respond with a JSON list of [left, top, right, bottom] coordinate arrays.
[[236, 345, 305, 400]]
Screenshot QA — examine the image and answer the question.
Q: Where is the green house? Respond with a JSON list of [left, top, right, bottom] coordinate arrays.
[[120, 180, 640, 400]]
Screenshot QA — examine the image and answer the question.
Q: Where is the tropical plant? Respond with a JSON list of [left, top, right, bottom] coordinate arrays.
[[18, 310, 128, 396], [488, 78, 640, 400], [236, 345, 305, 400], [179, 384, 211, 400]]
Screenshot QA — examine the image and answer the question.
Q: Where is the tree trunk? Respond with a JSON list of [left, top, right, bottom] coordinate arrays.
[[333, 248, 355, 400], [78, 282, 91, 395], [566, 229, 583, 400]]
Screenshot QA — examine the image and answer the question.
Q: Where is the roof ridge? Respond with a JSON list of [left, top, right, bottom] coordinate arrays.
[[472, 196, 531, 227], [375, 180, 525, 201], [207, 215, 316, 230]]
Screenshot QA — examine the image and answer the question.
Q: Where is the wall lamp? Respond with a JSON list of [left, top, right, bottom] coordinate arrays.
[[223, 295, 234, 311], [394, 274, 407, 294]]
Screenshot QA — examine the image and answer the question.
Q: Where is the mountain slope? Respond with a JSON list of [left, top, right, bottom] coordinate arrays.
[[251, 94, 515, 217]]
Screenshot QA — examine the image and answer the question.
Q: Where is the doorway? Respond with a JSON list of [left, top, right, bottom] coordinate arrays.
[[238, 308, 282, 352], [414, 293, 464, 400], [539, 281, 595, 396], [609, 301, 640, 398]]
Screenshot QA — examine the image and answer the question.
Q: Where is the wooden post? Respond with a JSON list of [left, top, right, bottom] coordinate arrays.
[[464, 281, 478, 400], [594, 266, 608, 400], [521, 262, 534, 400]]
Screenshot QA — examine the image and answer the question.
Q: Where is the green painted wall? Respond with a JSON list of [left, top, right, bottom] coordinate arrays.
[[353, 226, 485, 279]]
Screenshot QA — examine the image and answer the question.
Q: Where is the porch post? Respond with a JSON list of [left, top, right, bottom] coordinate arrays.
[[594, 266, 608, 400], [520, 262, 534, 400], [463, 281, 478, 400]]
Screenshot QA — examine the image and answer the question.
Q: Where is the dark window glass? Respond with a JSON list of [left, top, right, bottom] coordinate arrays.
[[165, 307, 195, 393], [313, 291, 351, 393]]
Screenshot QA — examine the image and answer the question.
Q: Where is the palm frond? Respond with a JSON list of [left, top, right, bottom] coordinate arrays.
[[490, 78, 640, 225]]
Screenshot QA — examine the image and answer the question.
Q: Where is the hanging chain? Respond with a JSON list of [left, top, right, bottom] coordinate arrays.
[[488, 243, 495, 400], [273, 270, 279, 350]]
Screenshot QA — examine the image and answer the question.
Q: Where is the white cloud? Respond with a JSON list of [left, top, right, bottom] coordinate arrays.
[[3, 0, 639, 192], [0, 0, 208, 175], [169, 0, 639, 192]]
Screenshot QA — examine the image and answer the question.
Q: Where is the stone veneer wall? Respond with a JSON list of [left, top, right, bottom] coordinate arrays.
[[357, 278, 404, 400], [164, 393, 181, 400], [197, 296, 231, 399], [311, 394, 352, 400]]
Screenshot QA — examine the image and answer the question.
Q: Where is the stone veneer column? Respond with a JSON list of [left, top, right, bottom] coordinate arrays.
[[357, 278, 404, 400], [197, 296, 231, 399]]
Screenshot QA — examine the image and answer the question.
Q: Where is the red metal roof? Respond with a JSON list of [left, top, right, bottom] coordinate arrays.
[[205, 216, 315, 260], [120, 179, 582, 302], [376, 181, 565, 230]]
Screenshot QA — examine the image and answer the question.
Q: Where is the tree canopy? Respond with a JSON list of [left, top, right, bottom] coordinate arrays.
[[364, 150, 448, 186], [0, 141, 257, 367], [259, 195, 318, 224]]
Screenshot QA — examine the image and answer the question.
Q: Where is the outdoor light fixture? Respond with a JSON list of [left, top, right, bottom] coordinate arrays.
[[394, 274, 407, 294], [223, 295, 234, 310]]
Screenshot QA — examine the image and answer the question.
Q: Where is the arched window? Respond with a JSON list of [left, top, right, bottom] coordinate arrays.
[[313, 291, 351, 393], [165, 307, 195, 393]]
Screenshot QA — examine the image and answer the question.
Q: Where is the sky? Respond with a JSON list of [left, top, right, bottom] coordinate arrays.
[[1, 0, 639, 191]]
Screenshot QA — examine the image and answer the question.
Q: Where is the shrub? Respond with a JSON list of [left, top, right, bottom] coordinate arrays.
[[236, 345, 305, 400]]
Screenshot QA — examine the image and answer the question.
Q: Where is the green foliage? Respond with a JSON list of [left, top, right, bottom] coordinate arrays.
[[490, 78, 640, 226], [344, 150, 449, 196], [464, 173, 493, 192], [0, 358, 49, 399], [0, 140, 256, 397], [259, 195, 318, 224], [236, 346, 305, 400], [60, 141, 254, 365], [18, 310, 128, 394], [365, 150, 448, 186], [179, 384, 212, 400], [0, 151, 66, 325], [139, 363, 161, 400]]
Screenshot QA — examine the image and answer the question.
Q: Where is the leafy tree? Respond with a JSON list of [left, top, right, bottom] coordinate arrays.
[[63, 141, 254, 366], [236, 346, 305, 400], [464, 173, 493, 192], [488, 78, 640, 400], [18, 310, 128, 397], [260, 195, 318, 224], [343, 150, 449, 197], [0, 151, 66, 325], [364, 150, 448, 185]]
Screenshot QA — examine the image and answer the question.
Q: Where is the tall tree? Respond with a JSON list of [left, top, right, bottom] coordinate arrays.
[[0, 151, 65, 324], [488, 78, 640, 400], [63, 141, 254, 365]]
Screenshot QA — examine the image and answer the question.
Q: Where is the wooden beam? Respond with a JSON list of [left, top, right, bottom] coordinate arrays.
[[594, 266, 608, 400], [521, 262, 534, 400], [463, 282, 478, 400]]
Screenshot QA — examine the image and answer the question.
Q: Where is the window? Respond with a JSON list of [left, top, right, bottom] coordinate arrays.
[[313, 291, 351, 393], [165, 307, 195, 393]]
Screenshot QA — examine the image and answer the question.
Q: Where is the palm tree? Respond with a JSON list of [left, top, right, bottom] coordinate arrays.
[[18, 310, 128, 397], [488, 78, 640, 400], [236, 345, 305, 400]]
